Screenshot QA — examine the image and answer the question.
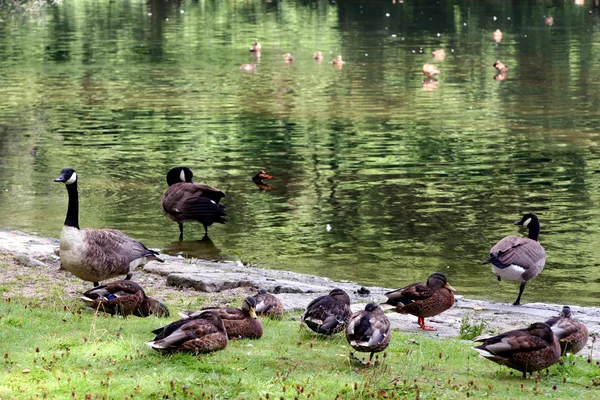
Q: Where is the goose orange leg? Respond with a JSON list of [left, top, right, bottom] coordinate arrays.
[[418, 317, 436, 331]]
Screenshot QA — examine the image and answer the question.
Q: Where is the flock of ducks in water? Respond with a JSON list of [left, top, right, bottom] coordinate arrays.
[[53, 167, 590, 378]]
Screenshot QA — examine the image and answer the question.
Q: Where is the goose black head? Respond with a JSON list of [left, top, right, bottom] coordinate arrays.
[[427, 272, 456, 292], [54, 168, 78, 185], [166, 166, 194, 186], [514, 213, 539, 227]]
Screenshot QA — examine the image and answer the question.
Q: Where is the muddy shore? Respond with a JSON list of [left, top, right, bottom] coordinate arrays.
[[1, 229, 598, 357]]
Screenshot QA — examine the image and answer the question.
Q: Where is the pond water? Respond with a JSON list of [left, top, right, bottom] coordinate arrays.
[[1, 0, 600, 306]]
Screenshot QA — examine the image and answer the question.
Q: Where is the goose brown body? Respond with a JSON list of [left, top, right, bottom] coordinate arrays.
[[181, 297, 263, 339], [81, 280, 169, 317], [146, 311, 228, 353], [383, 272, 455, 331], [545, 306, 589, 355], [253, 288, 284, 319], [55, 168, 163, 286], [473, 322, 561, 378], [482, 213, 546, 306], [160, 166, 227, 240], [302, 288, 352, 335], [346, 303, 391, 361]]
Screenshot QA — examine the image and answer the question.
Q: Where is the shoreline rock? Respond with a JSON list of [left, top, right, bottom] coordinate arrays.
[[1, 229, 598, 356]]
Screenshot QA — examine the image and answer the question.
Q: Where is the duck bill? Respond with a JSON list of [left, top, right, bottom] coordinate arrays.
[[249, 308, 258, 319], [444, 283, 456, 292]]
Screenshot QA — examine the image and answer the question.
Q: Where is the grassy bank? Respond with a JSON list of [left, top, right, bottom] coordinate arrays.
[[1, 288, 599, 400]]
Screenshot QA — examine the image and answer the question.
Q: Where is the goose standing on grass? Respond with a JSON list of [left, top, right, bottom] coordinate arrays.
[[473, 322, 561, 379], [302, 288, 352, 335], [482, 213, 546, 306], [146, 310, 228, 354], [382, 272, 455, 331], [160, 166, 227, 240], [346, 303, 391, 363], [80, 280, 169, 317], [545, 306, 589, 355], [54, 168, 164, 287]]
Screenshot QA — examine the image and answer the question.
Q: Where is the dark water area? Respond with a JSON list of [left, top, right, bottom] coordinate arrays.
[[1, 0, 600, 306]]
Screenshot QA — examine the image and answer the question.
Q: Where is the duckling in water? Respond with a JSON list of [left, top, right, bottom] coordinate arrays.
[[313, 51, 324, 62], [250, 41, 261, 52], [493, 29, 503, 43], [422, 63, 440, 79], [282, 53, 295, 63], [332, 55, 345, 67], [252, 170, 274, 191]]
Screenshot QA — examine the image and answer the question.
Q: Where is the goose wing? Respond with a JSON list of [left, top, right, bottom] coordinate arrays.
[[162, 184, 227, 222], [487, 236, 545, 269], [82, 229, 162, 264]]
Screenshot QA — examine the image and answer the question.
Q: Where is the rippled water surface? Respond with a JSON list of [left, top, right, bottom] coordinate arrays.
[[2, 0, 600, 306]]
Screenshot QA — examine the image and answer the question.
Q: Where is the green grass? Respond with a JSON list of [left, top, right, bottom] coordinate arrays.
[[1, 293, 600, 399]]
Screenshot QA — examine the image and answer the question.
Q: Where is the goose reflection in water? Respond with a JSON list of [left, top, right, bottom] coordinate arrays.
[[252, 170, 274, 191], [161, 237, 223, 261]]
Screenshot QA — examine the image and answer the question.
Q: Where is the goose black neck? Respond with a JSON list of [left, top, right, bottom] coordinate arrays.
[[64, 182, 80, 229], [527, 219, 540, 241]]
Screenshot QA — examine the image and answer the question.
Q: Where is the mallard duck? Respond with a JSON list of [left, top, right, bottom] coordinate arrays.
[[432, 48, 446, 62], [313, 51, 324, 61], [332, 55, 345, 66], [382, 272, 455, 331], [346, 303, 391, 362], [494, 61, 508, 73], [250, 41, 261, 52], [54, 168, 164, 286], [146, 310, 228, 353], [181, 297, 263, 339], [160, 166, 227, 240], [493, 29, 503, 42], [253, 288, 284, 319], [545, 306, 589, 355], [252, 170, 273, 183], [282, 53, 295, 63], [482, 213, 545, 306], [81, 280, 169, 317], [240, 63, 257, 72], [422, 63, 440, 78], [473, 322, 561, 378], [302, 288, 352, 335]]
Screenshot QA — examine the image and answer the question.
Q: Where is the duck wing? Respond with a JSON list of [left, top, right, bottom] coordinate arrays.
[[384, 282, 433, 306], [148, 319, 222, 350], [474, 328, 550, 357]]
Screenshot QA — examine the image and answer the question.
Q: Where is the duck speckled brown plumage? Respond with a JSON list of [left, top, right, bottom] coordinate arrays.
[[160, 166, 227, 240], [302, 288, 352, 335], [545, 306, 589, 355], [253, 288, 284, 319], [181, 297, 263, 339], [54, 168, 164, 286], [146, 310, 228, 353], [81, 280, 169, 317], [473, 322, 561, 378], [482, 213, 546, 306], [346, 303, 391, 362], [382, 272, 455, 331]]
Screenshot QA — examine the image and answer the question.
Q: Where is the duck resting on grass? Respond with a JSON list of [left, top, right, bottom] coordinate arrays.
[[302, 288, 352, 335], [80, 280, 169, 317], [54, 168, 163, 286], [346, 302, 391, 363], [482, 213, 546, 306], [473, 322, 561, 379], [382, 272, 455, 331], [252, 288, 284, 319], [545, 306, 589, 355], [146, 310, 228, 354]]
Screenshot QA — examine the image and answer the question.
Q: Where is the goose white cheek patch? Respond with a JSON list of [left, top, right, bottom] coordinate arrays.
[[180, 170, 186, 182], [523, 218, 532, 227], [66, 172, 77, 185]]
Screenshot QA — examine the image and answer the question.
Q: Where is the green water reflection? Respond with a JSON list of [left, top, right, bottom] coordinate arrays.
[[1, 0, 600, 306]]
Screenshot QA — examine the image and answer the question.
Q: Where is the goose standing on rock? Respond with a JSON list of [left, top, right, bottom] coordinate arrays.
[[160, 166, 227, 240], [482, 213, 546, 306], [54, 168, 164, 286]]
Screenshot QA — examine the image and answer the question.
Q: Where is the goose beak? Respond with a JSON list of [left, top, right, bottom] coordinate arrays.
[[514, 220, 523, 225], [444, 283, 456, 292], [54, 174, 67, 183]]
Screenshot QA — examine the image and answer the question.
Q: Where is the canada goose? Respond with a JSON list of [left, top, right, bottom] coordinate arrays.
[[346, 303, 391, 362], [54, 168, 163, 286], [250, 41, 261, 52], [180, 297, 263, 339], [382, 272, 455, 331], [482, 213, 546, 306], [81, 280, 169, 317], [146, 310, 228, 353], [473, 322, 561, 379], [282, 53, 295, 63], [422, 63, 440, 78], [313, 51, 324, 61], [545, 306, 589, 355], [432, 48, 446, 62], [253, 288, 284, 319], [302, 288, 352, 335], [160, 166, 227, 240]]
